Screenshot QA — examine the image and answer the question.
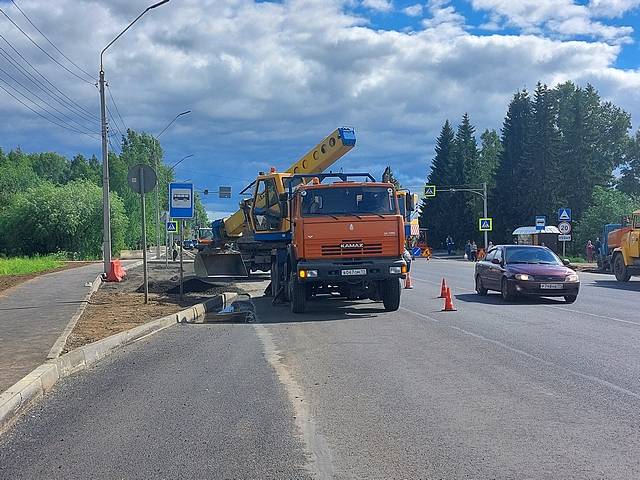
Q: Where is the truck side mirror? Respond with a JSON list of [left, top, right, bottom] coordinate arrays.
[[406, 193, 415, 213]]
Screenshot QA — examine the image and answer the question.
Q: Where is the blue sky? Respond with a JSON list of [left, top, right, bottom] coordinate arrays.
[[1, 0, 640, 220]]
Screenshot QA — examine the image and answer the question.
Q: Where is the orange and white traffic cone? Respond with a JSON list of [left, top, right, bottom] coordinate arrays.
[[442, 287, 457, 312], [404, 271, 413, 289], [439, 278, 448, 298]]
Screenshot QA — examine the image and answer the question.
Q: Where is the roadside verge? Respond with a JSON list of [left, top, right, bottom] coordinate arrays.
[[0, 292, 237, 435]]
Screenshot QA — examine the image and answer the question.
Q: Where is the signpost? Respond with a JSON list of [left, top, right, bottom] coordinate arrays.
[[535, 216, 546, 231], [557, 208, 572, 257], [219, 186, 232, 199], [479, 218, 493, 232], [127, 164, 157, 304], [424, 185, 436, 197], [169, 182, 194, 300]]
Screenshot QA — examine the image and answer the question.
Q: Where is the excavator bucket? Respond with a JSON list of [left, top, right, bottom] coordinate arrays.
[[194, 251, 249, 278]]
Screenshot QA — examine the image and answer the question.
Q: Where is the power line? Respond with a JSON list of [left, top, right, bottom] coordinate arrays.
[[106, 84, 127, 134], [0, 64, 97, 135], [0, 6, 94, 85], [0, 81, 99, 138], [0, 34, 98, 122], [106, 104, 125, 140], [0, 47, 97, 127], [9, 0, 95, 82]]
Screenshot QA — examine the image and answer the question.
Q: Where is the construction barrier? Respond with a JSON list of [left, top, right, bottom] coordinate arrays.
[[105, 259, 126, 282]]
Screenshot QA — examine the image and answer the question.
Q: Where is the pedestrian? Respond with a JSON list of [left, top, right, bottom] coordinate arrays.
[[172, 242, 179, 262], [595, 237, 602, 259], [586, 240, 594, 263], [471, 240, 478, 262], [464, 240, 471, 260], [488, 241, 494, 249], [403, 248, 413, 289], [446, 235, 454, 256]]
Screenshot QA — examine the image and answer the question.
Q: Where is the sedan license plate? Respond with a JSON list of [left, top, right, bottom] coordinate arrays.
[[341, 268, 366, 276], [540, 283, 563, 290]]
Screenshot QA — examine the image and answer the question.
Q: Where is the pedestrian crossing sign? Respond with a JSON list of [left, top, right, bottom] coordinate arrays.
[[479, 218, 493, 232], [166, 221, 179, 233], [424, 185, 436, 197]]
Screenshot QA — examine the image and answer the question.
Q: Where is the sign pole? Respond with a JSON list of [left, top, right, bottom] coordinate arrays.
[[483, 182, 488, 249], [139, 165, 149, 304], [179, 220, 184, 301], [562, 240, 566, 258]]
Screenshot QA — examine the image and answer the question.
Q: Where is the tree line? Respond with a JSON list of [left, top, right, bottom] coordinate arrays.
[[0, 130, 208, 258], [420, 81, 640, 253]]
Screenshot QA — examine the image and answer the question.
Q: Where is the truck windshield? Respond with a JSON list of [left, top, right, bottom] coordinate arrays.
[[301, 186, 397, 216]]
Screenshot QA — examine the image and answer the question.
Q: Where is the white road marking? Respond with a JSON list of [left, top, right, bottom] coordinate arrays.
[[400, 306, 640, 401], [254, 323, 336, 480], [543, 305, 640, 327]]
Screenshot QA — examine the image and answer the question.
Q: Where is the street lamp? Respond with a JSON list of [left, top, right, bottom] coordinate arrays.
[[169, 154, 194, 172], [153, 111, 191, 259], [100, 0, 170, 274]]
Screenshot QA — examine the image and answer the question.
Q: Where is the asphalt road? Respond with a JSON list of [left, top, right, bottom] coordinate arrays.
[[1, 258, 639, 479]]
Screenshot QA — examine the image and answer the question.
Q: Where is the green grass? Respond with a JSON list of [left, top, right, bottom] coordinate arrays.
[[0, 255, 65, 276], [566, 255, 587, 264]]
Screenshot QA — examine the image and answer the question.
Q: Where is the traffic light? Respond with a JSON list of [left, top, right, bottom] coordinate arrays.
[[203, 189, 209, 195]]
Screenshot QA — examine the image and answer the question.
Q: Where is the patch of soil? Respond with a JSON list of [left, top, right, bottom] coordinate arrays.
[[63, 263, 252, 352], [0, 261, 96, 294]]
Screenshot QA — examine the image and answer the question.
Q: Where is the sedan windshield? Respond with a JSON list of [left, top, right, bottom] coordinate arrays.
[[505, 247, 562, 265], [301, 186, 396, 216]]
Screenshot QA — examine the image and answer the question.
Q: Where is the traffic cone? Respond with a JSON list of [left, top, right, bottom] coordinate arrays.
[[442, 287, 457, 312], [438, 278, 448, 298], [404, 271, 413, 289]]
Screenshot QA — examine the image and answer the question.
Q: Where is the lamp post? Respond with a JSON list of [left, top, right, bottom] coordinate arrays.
[[100, 0, 170, 274], [153, 111, 191, 260]]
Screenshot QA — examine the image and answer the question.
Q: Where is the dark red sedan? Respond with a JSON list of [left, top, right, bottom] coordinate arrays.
[[475, 245, 580, 303]]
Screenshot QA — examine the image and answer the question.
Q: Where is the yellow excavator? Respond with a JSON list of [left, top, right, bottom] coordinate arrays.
[[194, 127, 357, 278]]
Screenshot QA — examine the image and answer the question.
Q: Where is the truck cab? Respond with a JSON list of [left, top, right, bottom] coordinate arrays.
[[282, 174, 407, 313]]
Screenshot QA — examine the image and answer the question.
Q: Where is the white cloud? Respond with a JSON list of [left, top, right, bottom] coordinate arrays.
[[361, 0, 393, 12], [470, 0, 634, 43], [589, 0, 640, 17], [0, 0, 639, 196], [403, 3, 424, 17]]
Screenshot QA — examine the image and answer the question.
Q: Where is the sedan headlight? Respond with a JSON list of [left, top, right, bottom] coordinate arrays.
[[515, 273, 531, 281], [565, 273, 579, 282]]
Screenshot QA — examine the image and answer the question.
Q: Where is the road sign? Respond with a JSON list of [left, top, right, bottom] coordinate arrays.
[[558, 208, 572, 222], [479, 217, 493, 232], [558, 234, 572, 242], [127, 164, 157, 194], [424, 185, 436, 197], [558, 221, 572, 234], [169, 182, 194, 219], [166, 221, 178, 233], [219, 186, 232, 198], [535, 216, 546, 231]]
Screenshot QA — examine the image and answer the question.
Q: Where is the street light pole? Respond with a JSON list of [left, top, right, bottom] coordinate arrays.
[[483, 182, 488, 250], [99, 0, 170, 274], [153, 110, 191, 260]]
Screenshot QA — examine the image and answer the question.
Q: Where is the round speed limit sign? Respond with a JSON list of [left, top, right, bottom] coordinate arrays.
[[558, 221, 572, 234]]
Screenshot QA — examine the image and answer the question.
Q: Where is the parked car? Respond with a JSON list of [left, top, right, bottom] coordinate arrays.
[[182, 239, 195, 250], [475, 245, 580, 303]]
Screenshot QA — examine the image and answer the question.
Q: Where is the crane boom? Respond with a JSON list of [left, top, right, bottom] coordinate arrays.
[[215, 128, 356, 240]]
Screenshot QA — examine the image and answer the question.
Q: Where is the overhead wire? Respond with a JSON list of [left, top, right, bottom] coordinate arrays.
[[0, 34, 98, 123], [0, 6, 94, 85], [9, 0, 95, 82], [106, 84, 127, 135]]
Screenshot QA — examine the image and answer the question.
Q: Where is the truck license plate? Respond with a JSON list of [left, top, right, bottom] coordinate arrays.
[[540, 283, 563, 289], [341, 269, 366, 276]]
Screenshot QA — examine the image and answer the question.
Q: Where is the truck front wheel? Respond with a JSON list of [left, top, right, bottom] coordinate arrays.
[[614, 254, 631, 282], [289, 273, 306, 313], [381, 278, 401, 311]]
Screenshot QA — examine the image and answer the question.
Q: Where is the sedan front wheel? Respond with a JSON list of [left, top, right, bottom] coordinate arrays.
[[475, 275, 488, 296], [501, 278, 514, 301]]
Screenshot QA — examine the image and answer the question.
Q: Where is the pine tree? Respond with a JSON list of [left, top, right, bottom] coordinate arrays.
[[454, 113, 480, 243], [493, 90, 532, 241], [382, 166, 402, 189], [420, 120, 455, 248]]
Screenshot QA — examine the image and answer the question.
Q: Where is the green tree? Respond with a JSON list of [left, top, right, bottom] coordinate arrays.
[[619, 129, 640, 196], [455, 113, 480, 243], [382, 166, 402, 189], [573, 186, 639, 253]]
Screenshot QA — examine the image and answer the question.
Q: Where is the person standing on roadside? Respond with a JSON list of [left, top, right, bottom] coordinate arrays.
[[471, 240, 478, 262], [465, 240, 471, 260], [586, 240, 594, 262], [446, 235, 454, 256]]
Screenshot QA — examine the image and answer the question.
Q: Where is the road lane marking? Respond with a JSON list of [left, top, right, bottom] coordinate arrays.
[[400, 306, 640, 401], [254, 324, 336, 479], [544, 305, 640, 327]]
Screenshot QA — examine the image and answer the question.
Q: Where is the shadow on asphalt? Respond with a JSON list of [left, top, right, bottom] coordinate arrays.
[[591, 280, 640, 292], [253, 295, 383, 323], [455, 293, 568, 306]]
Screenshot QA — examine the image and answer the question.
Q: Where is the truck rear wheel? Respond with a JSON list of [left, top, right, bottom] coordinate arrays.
[[381, 278, 401, 311], [289, 273, 306, 313], [614, 254, 631, 282]]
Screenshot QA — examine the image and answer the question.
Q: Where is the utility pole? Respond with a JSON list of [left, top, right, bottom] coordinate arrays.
[[483, 182, 488, 250], [99, 69, 111, 273]]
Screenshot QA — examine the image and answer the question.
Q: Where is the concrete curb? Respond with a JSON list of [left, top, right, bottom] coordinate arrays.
[[0, 292, 238, 435]]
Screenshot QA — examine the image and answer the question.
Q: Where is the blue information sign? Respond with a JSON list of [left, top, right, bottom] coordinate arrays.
[[535, 215, 546, 231], [169, 182, 194, 219]]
